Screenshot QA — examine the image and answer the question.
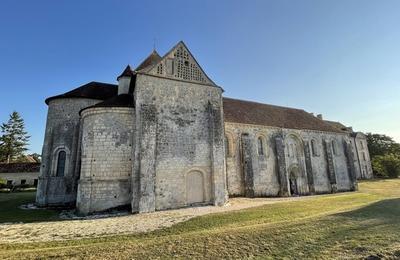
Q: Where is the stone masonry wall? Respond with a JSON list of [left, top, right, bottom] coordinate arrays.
[[134, 74, 227, 212], [36, 98, 100, 207], [224, 122, 355, 197], [354, 135, 373, 179], [225, 123, 280, 197], [77, 107, 135, 214]]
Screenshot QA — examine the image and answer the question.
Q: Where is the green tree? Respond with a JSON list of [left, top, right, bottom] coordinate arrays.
[[366, 133, 400, 158], [0, 111, 30, 163], [372, 154, 400, 178], [0, 147, 5, 162]]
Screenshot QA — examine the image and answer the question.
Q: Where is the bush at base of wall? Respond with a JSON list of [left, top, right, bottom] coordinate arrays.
[[0, 177, 6, 187]]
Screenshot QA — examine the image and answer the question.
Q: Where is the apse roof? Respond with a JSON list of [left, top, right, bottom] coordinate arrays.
[[45, 82, 117, 105]]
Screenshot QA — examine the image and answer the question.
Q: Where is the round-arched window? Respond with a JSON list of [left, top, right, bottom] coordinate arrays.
[[225, 136, 230, 157], [311, 139, 319, 156], [258, 137, 264, 155], [331, 140, 337, 156], [56, 150, 66, 177]]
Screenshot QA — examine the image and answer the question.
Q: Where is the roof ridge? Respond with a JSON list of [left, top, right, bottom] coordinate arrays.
[[135, 50, 162, 72], [223, 97, 344, 133], [89, 81, 117, 87], [324, 119, 342, 124], [139, 41, 182, 73], [223, 97, 305, 112]]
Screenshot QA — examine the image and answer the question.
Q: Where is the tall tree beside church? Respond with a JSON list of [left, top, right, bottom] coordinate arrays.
[[366, 133, 400, 158], [0, 111, 30, 163]]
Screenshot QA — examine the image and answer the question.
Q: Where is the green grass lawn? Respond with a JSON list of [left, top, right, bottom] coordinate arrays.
[[0, 192, 59, 223], [1, 179, 400, 259]]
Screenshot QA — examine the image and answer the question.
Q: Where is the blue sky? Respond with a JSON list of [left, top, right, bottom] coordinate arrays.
[[0, 0, 399, 154]]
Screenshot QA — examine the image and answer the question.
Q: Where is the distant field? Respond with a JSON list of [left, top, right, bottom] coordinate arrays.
[[1, 179, 399, 259]]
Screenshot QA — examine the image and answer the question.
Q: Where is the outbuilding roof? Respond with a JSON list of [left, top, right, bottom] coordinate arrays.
[[223, 97, 343, 133], [0, 163, 41, 173]]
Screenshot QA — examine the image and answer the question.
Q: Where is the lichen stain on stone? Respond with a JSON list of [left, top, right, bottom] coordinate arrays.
[[113, 132, 129, 147]]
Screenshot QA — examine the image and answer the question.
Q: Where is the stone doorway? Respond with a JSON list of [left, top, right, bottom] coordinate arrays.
[[289, 168, 299, 196], [186, 171, 204, 205]]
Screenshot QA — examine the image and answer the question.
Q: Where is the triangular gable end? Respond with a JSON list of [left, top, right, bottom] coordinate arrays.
[[143, 41, 217, 86]]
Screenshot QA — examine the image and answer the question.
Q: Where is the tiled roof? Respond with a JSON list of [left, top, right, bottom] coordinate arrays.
[[80, 94, 135, 115], [45, 81, 345, 134], [135, 50, 162, 72], [0, 163, 41, 173], [45, 82, 117, 105], [323, 120, 352, 133], [117, 65, 135, 80], [223, 97, 343, 133], [93, 94, 134, 108]]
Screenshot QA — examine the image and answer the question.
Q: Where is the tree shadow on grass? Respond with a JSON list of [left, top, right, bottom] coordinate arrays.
[[307, 199, 400, 259], [334, 198, 400, 221]]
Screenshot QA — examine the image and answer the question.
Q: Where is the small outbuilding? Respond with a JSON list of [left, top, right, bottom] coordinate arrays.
[[0, 163, 40, 187]]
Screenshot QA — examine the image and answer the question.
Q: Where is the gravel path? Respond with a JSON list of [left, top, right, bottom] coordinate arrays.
[[0, 196, 309, 244]]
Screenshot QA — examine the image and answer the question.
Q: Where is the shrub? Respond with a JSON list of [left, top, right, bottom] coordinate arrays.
[[0, 177, 6, 188], [372, 154, 400, 178]]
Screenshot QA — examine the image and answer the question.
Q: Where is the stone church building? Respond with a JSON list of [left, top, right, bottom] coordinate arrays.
[[36, 41, 373, 215]]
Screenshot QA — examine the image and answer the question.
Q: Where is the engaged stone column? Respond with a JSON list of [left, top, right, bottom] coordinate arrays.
[[275, 136, 289, 196], [241, 133, 255, 198], [36, 127, 53, 206], [304, 141, 315, 194], [208, 101, 228, 206], [138, 104, 157, 213], [323, 140, 337, 193], [343, 140, 358, 191]]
